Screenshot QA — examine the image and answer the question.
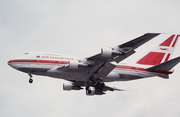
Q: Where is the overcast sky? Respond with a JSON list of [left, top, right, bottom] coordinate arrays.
[[1, 0, 180, 117]]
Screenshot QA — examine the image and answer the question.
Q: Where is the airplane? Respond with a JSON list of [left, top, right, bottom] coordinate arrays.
[[8, 33, 180, 96]]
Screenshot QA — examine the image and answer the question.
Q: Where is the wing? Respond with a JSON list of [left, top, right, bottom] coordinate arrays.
[[87, 33, 160, 78], [88, 33, 160, 63], [51, 33, 160, 79]]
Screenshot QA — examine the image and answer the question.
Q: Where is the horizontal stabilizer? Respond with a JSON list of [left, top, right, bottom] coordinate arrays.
[[104, 85, 126, 91], [145, 56, 180, 71]]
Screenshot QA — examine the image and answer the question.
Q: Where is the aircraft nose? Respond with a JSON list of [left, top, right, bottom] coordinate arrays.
[[8, 60, 12, 65], [8, 60, 13, 67], [7, 59, 17, 69]]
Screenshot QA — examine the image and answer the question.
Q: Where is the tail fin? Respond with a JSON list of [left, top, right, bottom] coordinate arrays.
[[137, 34, 180, 66]]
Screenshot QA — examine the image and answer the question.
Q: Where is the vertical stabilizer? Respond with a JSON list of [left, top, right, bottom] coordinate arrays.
[[137, 34, 180, 66]]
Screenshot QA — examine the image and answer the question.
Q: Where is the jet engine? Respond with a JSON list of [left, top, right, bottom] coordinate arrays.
[[101, 47, 124, 57], [63, 83, 83, 91], [86, 87, 95, 96], [69, 60, 88, 69], [101, 47, 112, 57], [69, 60, 79, 69]]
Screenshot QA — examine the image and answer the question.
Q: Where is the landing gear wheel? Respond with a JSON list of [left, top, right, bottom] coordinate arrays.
[[99, 85, 103, 90], [101, 83, 105, 87], [29, 79, 33, 83], [97, 82, 101, 86], [28, 73, 33, 84], [92, 80, 96, 84], [96, 82, 105, 90], [89, 76, 93, 81]]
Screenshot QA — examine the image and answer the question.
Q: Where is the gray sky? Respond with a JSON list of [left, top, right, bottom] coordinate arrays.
[[1, 0, 180, 117]]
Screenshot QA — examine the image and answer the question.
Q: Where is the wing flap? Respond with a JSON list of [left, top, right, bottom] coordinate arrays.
[[97, 62, 116, 77], [114, 49, 135, 63]]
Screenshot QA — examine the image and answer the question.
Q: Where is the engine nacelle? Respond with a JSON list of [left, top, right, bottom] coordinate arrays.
[[86, 87, 95, 96], [69, 60, 79, 69], [69, 60, 89, 69], [101, 47, 112, 57], [63, 83, 73, 91], [101, 47, 125, 58]]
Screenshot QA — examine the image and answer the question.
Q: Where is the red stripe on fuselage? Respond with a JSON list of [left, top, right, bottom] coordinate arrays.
[[8, 59, 69, 65], [8, 59, 173, 75]]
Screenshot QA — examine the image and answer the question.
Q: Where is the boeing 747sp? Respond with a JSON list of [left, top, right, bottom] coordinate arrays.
[[8, 33, 180, 95]]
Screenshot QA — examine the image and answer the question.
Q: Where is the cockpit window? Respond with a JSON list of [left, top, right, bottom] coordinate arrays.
[[24, 53, 28, 54]]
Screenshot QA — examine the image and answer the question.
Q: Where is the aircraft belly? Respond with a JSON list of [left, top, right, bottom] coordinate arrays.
[[14, 64, 89, 81], [103, 72, 120, 82], [48, 71, 89, 81], [46, 67, 89, 81], [112, 69, 156, 81], [12, 63, 158, 82]]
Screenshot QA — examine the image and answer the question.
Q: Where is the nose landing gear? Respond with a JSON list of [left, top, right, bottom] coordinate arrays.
[[28, 73, 33, 83], [29, 78, 33, 83]]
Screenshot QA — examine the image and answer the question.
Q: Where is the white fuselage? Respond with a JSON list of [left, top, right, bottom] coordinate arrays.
[[8, 52, 172, 82]]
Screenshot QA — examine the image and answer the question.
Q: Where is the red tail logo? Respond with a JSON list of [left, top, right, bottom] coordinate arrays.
[[137, 34, 180, 66], [160, 48, 168, 51]]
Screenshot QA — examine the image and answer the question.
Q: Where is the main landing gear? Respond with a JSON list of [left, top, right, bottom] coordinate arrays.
[[87, 76, 105, 93], [85, 82, 105, 95], [89, 76, 96, 84], [95, 82, 105, 91], [28, 73, 33, 83], [89, 76, 104, 88]]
